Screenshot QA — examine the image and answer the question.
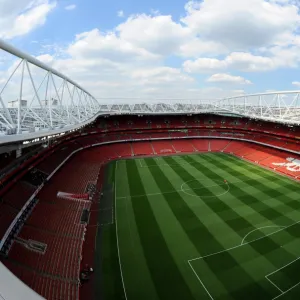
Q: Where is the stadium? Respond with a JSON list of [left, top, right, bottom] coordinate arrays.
[[0, 26, 300, 300]]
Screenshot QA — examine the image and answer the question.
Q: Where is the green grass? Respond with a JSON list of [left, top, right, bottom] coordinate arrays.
[[96, 162, 124, 300], [99, 153, 300, 300]]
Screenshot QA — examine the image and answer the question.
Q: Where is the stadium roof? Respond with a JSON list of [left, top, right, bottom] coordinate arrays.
[[0, 39, 300, 145]]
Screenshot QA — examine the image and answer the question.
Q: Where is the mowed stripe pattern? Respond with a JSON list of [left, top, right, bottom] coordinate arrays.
[[114, 153, 300, 300]]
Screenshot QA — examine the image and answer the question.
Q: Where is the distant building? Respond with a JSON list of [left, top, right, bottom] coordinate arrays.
[[8, 100, 27, 108], [41, 98, 58, 106]]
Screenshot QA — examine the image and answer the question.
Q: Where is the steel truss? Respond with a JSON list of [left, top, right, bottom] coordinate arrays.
[[0, 39, 300, 144], [0, 40, 100, 141], [96, 92, 300, 125]]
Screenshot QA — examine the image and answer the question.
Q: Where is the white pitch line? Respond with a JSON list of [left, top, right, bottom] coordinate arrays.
[[267, 256, 300, 277], [272, 281, 300, 299], [116, 176, 267, 200], [265, 276, 284, 293], [188, 261, 214, 300], [241, 225, 285, 245], [180, 179, 230, 198], [138, 159, 143, 168], [189, 222, 300, 299], [188, 219, 300, 262], [115, 161, 128, 300]]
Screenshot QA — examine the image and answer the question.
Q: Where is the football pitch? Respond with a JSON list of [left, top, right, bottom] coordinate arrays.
[[97, 153, 300, 300]]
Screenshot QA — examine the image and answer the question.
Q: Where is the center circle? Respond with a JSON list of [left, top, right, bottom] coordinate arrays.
[[180, 178, 229, 198]]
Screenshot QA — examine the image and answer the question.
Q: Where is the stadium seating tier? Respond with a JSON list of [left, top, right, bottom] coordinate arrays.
[[0, 114, 299, 300]]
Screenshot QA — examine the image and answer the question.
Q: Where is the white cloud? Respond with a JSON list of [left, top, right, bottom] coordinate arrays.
[[267, 45, 300, 68], [130, 67, 194, 86], [183, 58, 227, 73], [0, 0, 56, 39], [68, 29, 160, 63], [86, 1, 300, 75], [113, 1, 300, 71], [40, 28, 195, 98], [183, 52, 287, 73], [179, 39, 227, 57], [35, 54, 54, 64], [0, 57, 247, 103], [182, 0, 300, 50], [292, 81, 300, 86], [117, 10, 124, 17], [3, 0, 300, 99], [207, 73, 252, 85], [65, 4, 76, 11], [116, 14, 190, 56], [225, 52, 277, 71]]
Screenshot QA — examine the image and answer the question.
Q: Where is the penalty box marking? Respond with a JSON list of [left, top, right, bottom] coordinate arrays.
[[188, 219, 300, 300], [241, 226, 285, 246], [265, 256, 300, 299]]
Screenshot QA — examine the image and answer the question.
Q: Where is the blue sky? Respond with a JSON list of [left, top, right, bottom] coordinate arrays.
[[1, 0, 300, 99], [21, 0, 189, 51]]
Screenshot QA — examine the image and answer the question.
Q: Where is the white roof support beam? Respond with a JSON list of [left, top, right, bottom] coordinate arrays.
[[0, 39, 299, 143]]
